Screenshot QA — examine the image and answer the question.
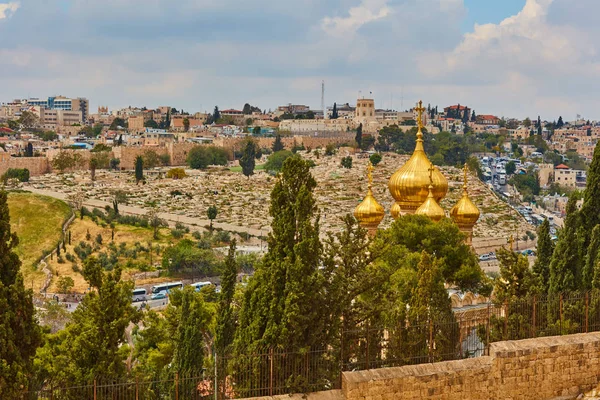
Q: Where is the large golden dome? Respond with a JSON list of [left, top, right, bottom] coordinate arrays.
[[388, 101, 448, 215], [450, 165, 480, 228], [354, 162, 384, 234]]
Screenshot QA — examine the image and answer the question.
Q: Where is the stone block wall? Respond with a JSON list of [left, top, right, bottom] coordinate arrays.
[[341, 332, 600, 400], [0, 153, 50, 176]]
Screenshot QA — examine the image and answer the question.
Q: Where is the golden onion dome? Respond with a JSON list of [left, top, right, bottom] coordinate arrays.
[[415, 164, 446, 222], [388, 101, 448, 214], [450, 164, 480, 228], [354, 162, 385, 233]]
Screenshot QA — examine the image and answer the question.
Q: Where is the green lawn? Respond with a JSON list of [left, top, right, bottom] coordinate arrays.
[[8, 192, 71, 271], [229, 164, 266, 173]]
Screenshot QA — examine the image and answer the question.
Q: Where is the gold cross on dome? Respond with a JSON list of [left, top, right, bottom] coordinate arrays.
[[428, 163, 435, 185], [416, 100, 426, 130], [463, 163, 469, 189], [367, 161, 374, 189]]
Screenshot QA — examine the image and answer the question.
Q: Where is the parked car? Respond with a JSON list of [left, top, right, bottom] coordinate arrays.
[[151, 291, 167, 300], [479, 254, 491, 261]]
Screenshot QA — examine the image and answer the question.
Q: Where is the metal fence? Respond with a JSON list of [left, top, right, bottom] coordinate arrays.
[[22, 290, 600, 399]]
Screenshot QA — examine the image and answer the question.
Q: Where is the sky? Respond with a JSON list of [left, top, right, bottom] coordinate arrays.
[[0, 0, 598, 120]]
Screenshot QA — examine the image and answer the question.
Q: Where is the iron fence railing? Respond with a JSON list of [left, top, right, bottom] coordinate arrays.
[[22, 290, 600, 399]]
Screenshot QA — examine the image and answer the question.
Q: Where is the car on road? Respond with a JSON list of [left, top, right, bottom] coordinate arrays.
[[479, 254, 491, 261], [151, 291, 167, 300]]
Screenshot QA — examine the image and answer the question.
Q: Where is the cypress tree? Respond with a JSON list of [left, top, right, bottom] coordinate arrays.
[[216, 239, 237, 356], [235, 155, 325, 350], [331, 102, 338, 119], [548, 195, 581, 293], [406, 252, 456, 361], [240, 139, 257, 178], [0, 191, 42, 397], [533, 219, 554, 293], [135, 156, 144, 184], [272, 134, 284, 152], [584, 225, 600, 289], [355, 123, 363, 149], [213, 106, 221, 122], [579, 143, 600, 243], [172, 288, 212, 373]]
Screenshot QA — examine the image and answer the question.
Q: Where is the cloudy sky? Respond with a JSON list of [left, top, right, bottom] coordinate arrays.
[[0, 0, 597, 120]]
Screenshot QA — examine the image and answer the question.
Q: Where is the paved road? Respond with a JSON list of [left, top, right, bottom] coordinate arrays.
[[51, 297, 169, 313], [27, 187, 268, 237]]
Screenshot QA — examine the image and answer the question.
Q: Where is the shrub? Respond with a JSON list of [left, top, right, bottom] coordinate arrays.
[[325, 144, 336, 156], [175, 222, 190, 233], [171, 229, 185, 239], [2, 168, 30, 183], [167, 168, 187, 179], [264, 150, 293, 173], [369, 153, 382, 166], [341, 156, 353, 169], [95, 233, 103, 245]]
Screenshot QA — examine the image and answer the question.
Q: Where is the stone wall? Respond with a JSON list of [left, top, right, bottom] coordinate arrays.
[[342, 332, 600, 400], [0, 153, 50, 176]]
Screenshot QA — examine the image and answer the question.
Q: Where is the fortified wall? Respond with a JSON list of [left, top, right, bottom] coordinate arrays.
[[0, 152, 50, 176], [1, 134, 357, 176]]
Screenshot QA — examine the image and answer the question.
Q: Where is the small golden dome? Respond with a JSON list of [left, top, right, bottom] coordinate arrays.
[[450, 164, 480, 228], [415, 164, 446, 222], [354, 162, 385, 232], [388, 101, 448, 214]]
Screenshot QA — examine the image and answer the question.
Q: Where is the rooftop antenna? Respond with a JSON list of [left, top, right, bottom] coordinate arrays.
[[321, 80, 325, 120]]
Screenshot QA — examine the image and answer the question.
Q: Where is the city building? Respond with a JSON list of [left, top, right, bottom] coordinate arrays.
[[128, 115, 145, 130], [25, 96, 89, 121]]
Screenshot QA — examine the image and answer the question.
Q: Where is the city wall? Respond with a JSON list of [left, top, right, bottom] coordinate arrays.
[[341, 332, 600, 400], [2, 133, 357, 176], [0, 152, 50, 176]]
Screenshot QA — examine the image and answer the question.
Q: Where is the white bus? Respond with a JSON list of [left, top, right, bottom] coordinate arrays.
[[151, 281, 184, 294], [190, 281, 213, 292], [132, 288, 147, 302]]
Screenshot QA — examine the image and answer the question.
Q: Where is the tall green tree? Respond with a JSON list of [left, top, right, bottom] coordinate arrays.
[[135, 155, 144, 184], [34, 258, 139, 389], [331, 103, 338, 119], [355, 123, 363, 148], [533, 219, 554, 293], [216, 240, 238, 356], [272, 134, 284, 152], [322, 215, 386, 366], [579, 143, 600, 246], [584, 225, 600, 290], [235, 155, 326, 350], [213, 106, 221, 122], [380, 215, 488, 294], [557, 116, 564, 128], [0, 191, 42, 398], [406, 252, 456, 362], [183, 118, 190, 132], [549, 195, 581, 293], [171, 287, 213, 373], [240, 139, 257, 178]]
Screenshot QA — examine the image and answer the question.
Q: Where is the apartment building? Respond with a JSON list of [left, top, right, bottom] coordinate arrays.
[[26, 96, 89, 121]]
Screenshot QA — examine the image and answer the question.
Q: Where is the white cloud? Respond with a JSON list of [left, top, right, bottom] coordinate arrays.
[[0, 1, 19, 19], [321, 0, 391, 37]]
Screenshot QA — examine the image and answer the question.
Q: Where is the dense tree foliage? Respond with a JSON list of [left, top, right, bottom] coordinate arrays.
[[264, 150, 293, 173], [35, 258, 139, 389], [186, 146, 229, 169], [0, 191, 42, 398]]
